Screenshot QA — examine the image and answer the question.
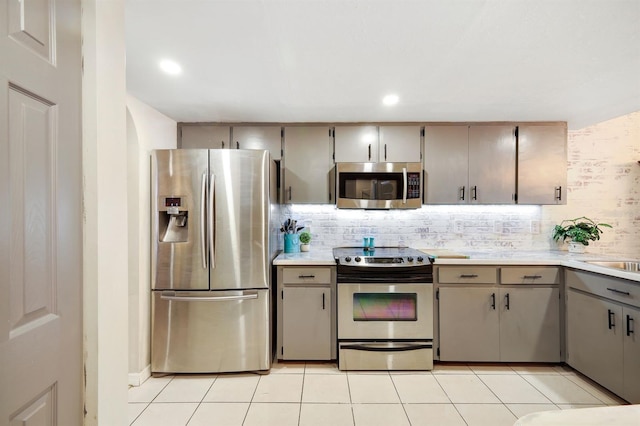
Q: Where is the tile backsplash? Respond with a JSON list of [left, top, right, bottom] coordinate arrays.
[[281, 111, 640, 256]]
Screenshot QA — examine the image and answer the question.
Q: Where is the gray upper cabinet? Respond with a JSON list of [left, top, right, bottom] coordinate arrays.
[[232, 126, 282, 160], [283, 126, 334, 203], [179, 124, 231, 149], [468, 125, 516, 204], [378, 125, 422, 162], [424, 124, 516, 204], [334, 125, 379, 162], [517, 123, 567, 204]]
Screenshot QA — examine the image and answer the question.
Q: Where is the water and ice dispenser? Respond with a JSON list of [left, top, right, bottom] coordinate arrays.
[[158, 196, 189, 243]]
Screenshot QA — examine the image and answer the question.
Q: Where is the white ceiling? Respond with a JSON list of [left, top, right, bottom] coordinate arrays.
[[125, 0, 640, 130]]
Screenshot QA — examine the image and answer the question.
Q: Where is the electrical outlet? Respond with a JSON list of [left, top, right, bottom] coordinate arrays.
[[494, 221, 503, 234], [530, 220, 540, 234], [453, 220, 464, 234]]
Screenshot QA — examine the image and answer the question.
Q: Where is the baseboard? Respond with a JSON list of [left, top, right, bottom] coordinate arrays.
[[128, 364, 151, 387]]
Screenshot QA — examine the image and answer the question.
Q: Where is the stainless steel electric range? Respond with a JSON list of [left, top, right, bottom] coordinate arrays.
[[333, 247, 434, 371]]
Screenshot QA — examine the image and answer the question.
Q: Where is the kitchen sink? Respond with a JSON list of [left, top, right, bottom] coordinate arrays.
[[585, 261, 640, 272]]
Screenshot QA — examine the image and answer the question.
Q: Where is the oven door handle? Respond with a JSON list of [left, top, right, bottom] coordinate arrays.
[[340, 343, 432, 352]]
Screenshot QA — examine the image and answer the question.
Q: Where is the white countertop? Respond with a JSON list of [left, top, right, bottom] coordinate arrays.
[[274, 248, 640, 282], [514, 404, 640, 425], [273, 249, 336, 266]]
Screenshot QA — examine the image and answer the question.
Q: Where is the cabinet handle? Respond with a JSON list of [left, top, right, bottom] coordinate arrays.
[[627, 315, 634, 336], [322, 293, 326, 310], [236, 141, 240, 149], [221, 141, 225, 149], [606, 288, 630, 296], [459, 274, 478, 278], [368, 144, 371, 161], [298, 275, 316, 279], [523, 275, 542, 279], [505, 293, 510, 310], [288, 186, 292, 201], [384, 144, 387, 161], [471, 186, 478, 200], [608, 309, 615, 330], [555, 186, 562, 201], [490, 293, 496, 310], [459, 186, 465, 201]]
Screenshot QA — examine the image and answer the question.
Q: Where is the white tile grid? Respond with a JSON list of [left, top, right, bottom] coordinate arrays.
[[128, 362, 627, 426]]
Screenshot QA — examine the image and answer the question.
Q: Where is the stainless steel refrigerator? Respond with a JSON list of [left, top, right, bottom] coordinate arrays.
[[150, 149, 278, 374]]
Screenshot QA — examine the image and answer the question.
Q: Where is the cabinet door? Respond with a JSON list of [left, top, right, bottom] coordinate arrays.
[[334, 125, 378, 162], [438, 287, 500, 361], [282, 286, 331, 360], [468, 125, 516, 204], [283, 127, 334, 203], [623, 305, 640, 403], [179, 125, 230, 149], [378, 125, 421, 163], [567, 289, 623, 396], [232, 126, 282, 159], [423, 125, 469, 204], [499, 287, 560, 362], [517, 124, 567, 205]]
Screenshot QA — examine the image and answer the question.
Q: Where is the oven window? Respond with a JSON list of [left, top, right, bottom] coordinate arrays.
[[352, 293, 417, 321]]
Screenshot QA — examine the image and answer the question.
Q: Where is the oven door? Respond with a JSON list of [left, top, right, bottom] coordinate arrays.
[[338, 283, 433, 340]]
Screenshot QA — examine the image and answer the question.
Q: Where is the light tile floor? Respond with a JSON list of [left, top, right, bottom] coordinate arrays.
[[129, 362, 627, 426]]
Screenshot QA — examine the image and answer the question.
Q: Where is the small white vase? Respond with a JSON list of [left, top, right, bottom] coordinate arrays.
[[568, 242, 586, 254], [300, 244, 310, 252]]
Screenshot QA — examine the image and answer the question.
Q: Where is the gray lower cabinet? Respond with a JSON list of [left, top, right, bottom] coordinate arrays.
[[437, 266, 561, 362], [277, 266, 336, 361], [566, 270, 640, 403]]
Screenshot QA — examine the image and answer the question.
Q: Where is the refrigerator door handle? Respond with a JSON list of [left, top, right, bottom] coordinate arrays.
[[200, 171, 207, 269], [208, 173, 215, 270], [160, 291, 258, 302]]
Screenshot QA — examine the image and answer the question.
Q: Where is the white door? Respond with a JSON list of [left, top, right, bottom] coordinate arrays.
[[0, 0, 83, 424]]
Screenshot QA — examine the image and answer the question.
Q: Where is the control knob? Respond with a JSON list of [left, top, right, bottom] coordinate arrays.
[[355, 256, 362, 262], [407, 256, 414, 262], [417, 256, 424, 262], [344, 256, 351, 262]]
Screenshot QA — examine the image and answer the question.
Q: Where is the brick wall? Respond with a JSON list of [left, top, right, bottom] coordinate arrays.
[[281, 111, 640, 256]]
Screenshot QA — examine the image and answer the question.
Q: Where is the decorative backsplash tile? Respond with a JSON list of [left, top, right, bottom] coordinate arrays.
[[282, 111, 640, 257]]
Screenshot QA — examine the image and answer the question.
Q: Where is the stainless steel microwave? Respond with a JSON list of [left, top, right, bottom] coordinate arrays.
[[333, 162, 422, 209]]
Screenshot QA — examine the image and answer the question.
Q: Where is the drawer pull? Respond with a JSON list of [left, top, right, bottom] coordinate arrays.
[[606, 288, 630, 296], [523, 275, 542, 279], [608, 309, 615, 330], [460, 274, 479, 278], [298, 275, 316, 279], [627, 315, 634, 337]]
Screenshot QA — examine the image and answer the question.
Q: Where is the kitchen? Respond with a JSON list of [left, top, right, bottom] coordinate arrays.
[[122, 1, 640, 425], [2, 0, 637, 425]]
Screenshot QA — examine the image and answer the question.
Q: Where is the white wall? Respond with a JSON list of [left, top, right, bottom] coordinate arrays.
[[126, 95, 177, 383], [283, 111, 640, 257]]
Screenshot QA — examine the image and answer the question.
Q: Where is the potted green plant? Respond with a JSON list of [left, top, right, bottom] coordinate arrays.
[[299, 231, 311, 252], [552, 216, 612, 253]]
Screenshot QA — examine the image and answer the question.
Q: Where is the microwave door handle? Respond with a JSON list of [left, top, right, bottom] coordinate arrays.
[[200, 171, 207, 269], [402, 167, 408, 204], [208, 173, 215, 270]]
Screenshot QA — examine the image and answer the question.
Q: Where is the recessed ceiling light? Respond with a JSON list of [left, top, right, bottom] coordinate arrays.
[[159, 59, 182, 75], [382, 94, 399, 106]]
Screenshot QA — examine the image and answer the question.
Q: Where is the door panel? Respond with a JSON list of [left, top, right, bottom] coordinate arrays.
[[378, 125, 421, 163], [1, 0, 83, 422], [623, 305, 640, 403], [423, 125, 469, 204], [209, 150, 270, 290], [283, 286, 331, 360], [439, 287, 500, 361], [151, 289, 270, 373], [152, 149, 209, 290], [180, 125, 230, 149]]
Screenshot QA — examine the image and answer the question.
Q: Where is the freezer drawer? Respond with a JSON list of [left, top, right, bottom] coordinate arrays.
[[152, 289, 270, 373]]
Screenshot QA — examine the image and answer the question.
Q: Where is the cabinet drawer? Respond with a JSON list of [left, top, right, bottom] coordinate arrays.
[[438, 267, 497, 284], [500, 267, 560, 285], [282, 267, 332, 284], [567, 269, 640, 307]]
